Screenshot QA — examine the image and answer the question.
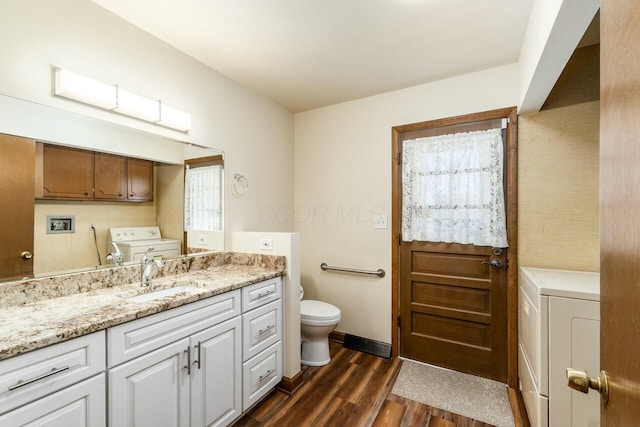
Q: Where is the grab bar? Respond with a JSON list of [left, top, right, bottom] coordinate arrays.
[[320, 263, 385, 278]]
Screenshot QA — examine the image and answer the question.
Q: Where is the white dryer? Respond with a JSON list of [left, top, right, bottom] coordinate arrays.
[[107, 226, 181, 262], [518, 267, 600, 427]]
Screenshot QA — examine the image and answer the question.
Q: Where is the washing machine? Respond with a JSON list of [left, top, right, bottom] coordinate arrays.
[[107, 226, 181, 262], [518, 266, 600, 427]]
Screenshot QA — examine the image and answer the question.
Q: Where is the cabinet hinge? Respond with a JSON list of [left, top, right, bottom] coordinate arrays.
[[397, 233, 401, 246], [397, 315, 401, 328]]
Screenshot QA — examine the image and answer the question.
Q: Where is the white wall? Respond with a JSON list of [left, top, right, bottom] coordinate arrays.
[[0, 0, 295, 234], [293, 64, 520, 344]]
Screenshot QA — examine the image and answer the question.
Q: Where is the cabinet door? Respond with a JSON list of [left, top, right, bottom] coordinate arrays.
[[40, 144, 94, 199], [0, 374, 105, 427], [0, 134, 34, 281], [109, 338, 189, 427], [190, 317, 242, 427], [128, 158, 154, 201], [95, 152, 127, 200]]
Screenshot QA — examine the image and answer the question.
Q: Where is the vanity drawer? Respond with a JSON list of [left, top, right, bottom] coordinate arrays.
[[108, 290, 240, 366], [242, 341, 282, 411], [242, 300, 282, 361], [242, 278, 282, 312], [0, 331, 105, 415]]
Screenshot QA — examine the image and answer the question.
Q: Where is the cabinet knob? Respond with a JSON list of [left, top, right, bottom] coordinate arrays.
[[21, 251, 32, 260]]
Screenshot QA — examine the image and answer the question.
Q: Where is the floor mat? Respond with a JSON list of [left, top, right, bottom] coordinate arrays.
[[391, 359, 514, 427]]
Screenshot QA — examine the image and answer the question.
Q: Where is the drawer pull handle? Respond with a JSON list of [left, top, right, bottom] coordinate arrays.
[[256, 289, 276, 299], [259, 369, 276, 383], [259, 325, 275, 335], [8, 365, 70, 391]]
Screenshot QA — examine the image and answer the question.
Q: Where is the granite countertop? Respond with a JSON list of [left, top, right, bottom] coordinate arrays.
[[0, 252, 285, 361]]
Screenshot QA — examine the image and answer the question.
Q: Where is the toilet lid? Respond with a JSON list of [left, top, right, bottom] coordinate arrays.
[[300, 300, 341, 321]]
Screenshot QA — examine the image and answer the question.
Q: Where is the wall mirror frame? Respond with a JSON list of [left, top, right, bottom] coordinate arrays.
[[0, 94, 224, 284]]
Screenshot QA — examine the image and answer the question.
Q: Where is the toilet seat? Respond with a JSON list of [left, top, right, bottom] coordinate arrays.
[[300, 300, 341, 326]]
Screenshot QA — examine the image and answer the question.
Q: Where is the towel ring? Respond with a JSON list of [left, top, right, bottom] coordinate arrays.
[[232, 173, 249, 197]]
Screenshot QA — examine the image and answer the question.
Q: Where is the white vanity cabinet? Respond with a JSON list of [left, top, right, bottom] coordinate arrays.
[[241, 278, 283, 410], [0, 331, 106, 427], [108, 290, 242, 427]]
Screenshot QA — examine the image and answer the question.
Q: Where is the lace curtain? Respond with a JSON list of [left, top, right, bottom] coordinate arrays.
[[184, 165, 223, 231], [402, 128, 508, 247]]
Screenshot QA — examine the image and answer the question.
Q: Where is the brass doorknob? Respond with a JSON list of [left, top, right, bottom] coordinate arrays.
[[20, 251, 32, 260], [566, 368, 609, 403]]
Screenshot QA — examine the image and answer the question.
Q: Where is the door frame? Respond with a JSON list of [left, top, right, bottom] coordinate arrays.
[[391, 106, 519, 387]]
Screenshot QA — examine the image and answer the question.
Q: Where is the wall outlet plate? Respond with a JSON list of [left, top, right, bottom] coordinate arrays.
[[373, 214, 388, 229], [260, 238, 273, 250]]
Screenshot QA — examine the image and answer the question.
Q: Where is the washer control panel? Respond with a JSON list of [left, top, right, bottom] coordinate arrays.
[[108, 226, 162, 242]]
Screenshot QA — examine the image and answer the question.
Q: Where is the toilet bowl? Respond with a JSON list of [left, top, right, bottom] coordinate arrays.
[[300, 288, 341, 366]]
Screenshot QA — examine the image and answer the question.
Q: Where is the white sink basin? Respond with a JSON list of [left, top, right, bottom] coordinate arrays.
[[126, 286, 198, 303]]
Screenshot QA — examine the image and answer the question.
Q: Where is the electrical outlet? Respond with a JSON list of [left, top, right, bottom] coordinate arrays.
[[198, 234, 208, 244], [373, 214, 388, 229], [260, 238, 273, 250]]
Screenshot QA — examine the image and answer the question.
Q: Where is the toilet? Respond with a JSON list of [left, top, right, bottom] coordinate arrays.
[[300, 286, 341, 366]]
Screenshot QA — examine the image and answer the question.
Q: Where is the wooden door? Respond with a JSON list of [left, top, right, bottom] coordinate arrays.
[[95, 152, 127, 200], [400, 242, 508, 382], [128, 158, 154, 201], [0, 134, 35, 281], [393, 107, 518, 384], [599, 0, 640, 423]]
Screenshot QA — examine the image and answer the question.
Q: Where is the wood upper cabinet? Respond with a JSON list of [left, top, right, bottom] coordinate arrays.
[[39, 144, 94, 199], [37, 143, 154, 202], [127, 158, 154, 202], [95, 153, 127, 201]]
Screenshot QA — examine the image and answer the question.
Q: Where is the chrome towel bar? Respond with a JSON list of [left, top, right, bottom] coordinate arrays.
[[320, 262, 385, 278]]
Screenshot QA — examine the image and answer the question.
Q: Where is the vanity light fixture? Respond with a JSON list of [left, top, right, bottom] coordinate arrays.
[[53, 67, 191, 132], [54, 68, 117, 110]]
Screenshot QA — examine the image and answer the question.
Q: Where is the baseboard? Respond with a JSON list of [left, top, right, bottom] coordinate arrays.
[[329, 330, 345, 344], [276, 370, 304, 396], [507, 386, 531, 427]]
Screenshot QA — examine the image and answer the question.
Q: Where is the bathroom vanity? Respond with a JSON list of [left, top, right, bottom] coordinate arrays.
[[0, 252, 285, 427]]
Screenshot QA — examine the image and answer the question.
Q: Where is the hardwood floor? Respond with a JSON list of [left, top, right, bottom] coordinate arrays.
[[234, 341, 495, 426]]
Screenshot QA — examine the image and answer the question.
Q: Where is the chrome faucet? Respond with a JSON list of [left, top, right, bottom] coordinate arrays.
[[141, 246, 164, 286], [106, 242, 124, 266]]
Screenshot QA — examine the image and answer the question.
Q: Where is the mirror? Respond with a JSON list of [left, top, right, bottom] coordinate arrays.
[[0, 95, 224, 283]]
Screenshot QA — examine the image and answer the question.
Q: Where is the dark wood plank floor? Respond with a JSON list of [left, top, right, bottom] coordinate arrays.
[[234, 341, 495, 427]]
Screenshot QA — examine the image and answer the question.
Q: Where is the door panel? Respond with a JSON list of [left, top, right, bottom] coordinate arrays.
[[400, 241, 507, 382], [0, 134, 34, 281], [600, 0, 640, 423]]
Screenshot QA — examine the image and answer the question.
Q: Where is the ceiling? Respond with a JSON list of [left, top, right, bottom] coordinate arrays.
[[92, 0, 534, 113]]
